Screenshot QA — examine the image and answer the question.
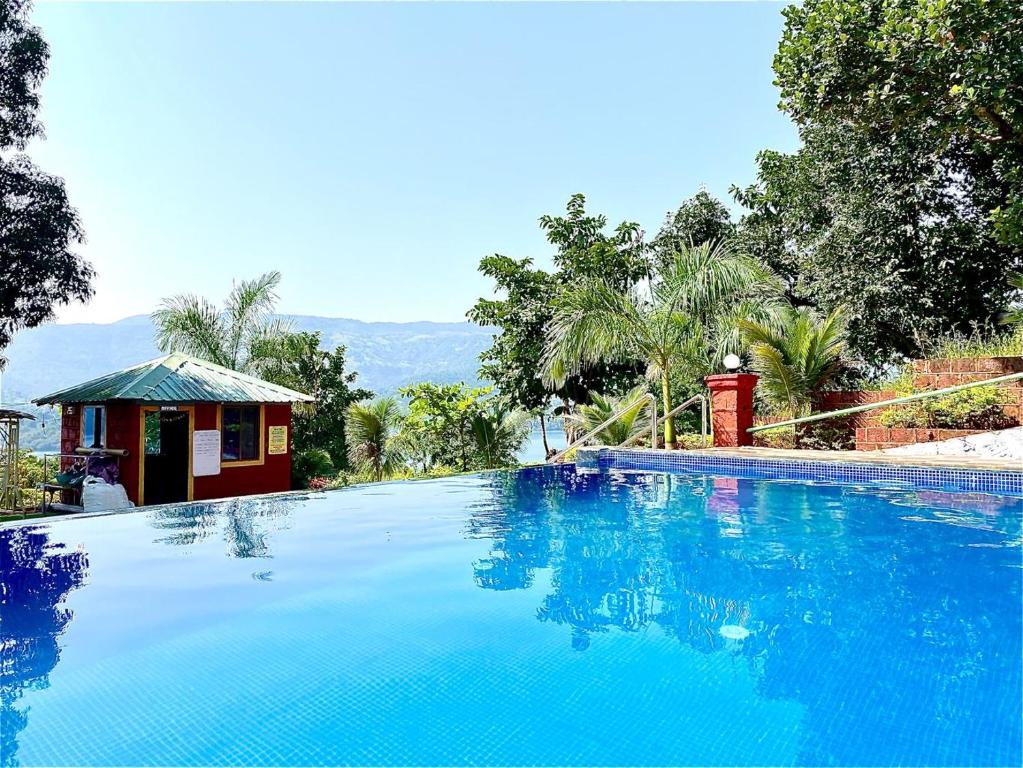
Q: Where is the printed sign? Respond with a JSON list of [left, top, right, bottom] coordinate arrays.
[[268, 425, 288, 455], [192, 429, 221, 477]]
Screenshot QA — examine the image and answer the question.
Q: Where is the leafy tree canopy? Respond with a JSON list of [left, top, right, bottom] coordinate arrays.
[[651, 190, 736, 269], [732, 0, 1023, 366], [1, 0, 92, 361], [260, 330, 372, 475], [733, 121, 1020, 365], [773, 0, 1023, 250], [468, 195, 648, 416], [398, 382, 529, 472]]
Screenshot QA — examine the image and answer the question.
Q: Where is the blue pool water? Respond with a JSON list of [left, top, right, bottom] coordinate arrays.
[[1, 465, 1021, 766]]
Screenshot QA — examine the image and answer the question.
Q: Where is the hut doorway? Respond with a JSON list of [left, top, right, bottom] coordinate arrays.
[[142, 408, 192, 506]]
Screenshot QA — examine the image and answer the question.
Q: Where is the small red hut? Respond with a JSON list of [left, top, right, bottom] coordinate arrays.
[[34, 353, 313, 507]]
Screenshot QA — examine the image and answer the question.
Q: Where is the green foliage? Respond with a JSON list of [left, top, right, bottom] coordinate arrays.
[[733, 0, 1023, 366], [345, 397, 406, 482], [468, 195, 649, 417], [539, 193, 649, 291], [740, 306, 848, 417], [774, 0, 1023, 250], [0, 0, 93, 362], [1002, 272, 1023, 329], [467, 255, 556, 413], [563, 386, 652, 447], [291, 448, 335, 490], [919, 325, 1023, 360], [258, 330, 372, 474], [399, 382, 529, 472], [153, 271, 292, 375], [794, 423, 855, 451], [11, 450, 47, 508], [543, 241, 782, 445], [154, 277, 374, 487], [470, 402, 531, 470], [733, 120, 1020, 367], [878, 385, 1013, 430], [650, 190, 736, 270]]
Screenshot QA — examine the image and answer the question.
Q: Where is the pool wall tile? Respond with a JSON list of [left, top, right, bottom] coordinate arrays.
[[597, 449, 1023, 496]]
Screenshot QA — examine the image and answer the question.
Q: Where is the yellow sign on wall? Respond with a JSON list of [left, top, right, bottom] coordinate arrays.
[[267, 425, 288, 455]]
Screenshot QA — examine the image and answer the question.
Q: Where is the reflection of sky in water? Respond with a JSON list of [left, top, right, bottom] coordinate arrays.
[[1, 466, 1020, 766]]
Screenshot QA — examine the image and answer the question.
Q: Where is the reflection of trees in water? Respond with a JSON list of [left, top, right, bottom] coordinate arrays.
[[470, 466, 1022, 763], [149, 496, 295, 558], [0, 526, 89, 766]]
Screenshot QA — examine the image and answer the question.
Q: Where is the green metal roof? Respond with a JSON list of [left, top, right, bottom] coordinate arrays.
[[34, 353, 313, 405]]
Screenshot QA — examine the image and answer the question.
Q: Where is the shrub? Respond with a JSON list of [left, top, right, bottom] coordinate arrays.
[[795, 423, 855, 450], [919, 326, 1023, 360], [291, 448, 335, 490], [877, 386, 1013, 430]]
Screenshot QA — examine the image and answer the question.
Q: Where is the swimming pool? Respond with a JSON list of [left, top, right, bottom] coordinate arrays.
[[2, 462, 1020, 766]]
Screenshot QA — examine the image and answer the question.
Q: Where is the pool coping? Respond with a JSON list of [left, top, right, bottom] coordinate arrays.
[[579, 446, 1023, 496]]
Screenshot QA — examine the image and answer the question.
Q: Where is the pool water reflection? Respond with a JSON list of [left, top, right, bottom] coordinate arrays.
[[1, 466, 1020, 766]]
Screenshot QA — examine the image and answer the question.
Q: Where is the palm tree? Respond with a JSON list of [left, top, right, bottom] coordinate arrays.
[[542, 241, 781, 446], [152, 271, 290, 374], [471, 402, 532, 469], [739, 305, 847, 418], [563, 386, 652, 446], [346, 398, 406, 481]]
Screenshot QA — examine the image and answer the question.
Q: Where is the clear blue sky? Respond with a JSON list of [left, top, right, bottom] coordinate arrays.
[[31, 1, 798, 325]]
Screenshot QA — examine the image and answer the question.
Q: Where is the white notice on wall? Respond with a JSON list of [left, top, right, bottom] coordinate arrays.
[[193, 429, 221, 477]]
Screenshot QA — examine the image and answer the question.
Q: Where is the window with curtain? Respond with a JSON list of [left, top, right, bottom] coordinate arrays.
[[222, 405, 260, 461]]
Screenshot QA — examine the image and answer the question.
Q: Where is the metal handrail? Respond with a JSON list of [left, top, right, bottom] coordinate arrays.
[[620, 394, 708, 448], [749, 370, 1023, 434], [548, 393, 658, 463]]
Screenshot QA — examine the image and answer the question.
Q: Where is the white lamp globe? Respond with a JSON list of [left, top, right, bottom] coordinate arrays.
[[723, 354, 741, 371]]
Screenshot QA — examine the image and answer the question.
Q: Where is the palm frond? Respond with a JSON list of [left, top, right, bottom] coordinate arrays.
[[225, 271, 283, 369], [541, 279, 645, 386], [152, 295, 229, 366], [346, 397, 404, 480]]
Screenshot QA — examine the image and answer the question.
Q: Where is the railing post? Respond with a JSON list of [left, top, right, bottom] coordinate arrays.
[[705, 373, 759, 447]]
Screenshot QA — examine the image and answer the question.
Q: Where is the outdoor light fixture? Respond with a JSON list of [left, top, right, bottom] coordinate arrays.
[[723, 354, 741, 371]]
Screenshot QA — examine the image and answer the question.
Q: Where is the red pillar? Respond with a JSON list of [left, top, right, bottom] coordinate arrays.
[[705, 373, 759, 447]]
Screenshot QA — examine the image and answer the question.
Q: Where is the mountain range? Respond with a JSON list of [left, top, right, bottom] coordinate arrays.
[[2, 314, 496, 451]]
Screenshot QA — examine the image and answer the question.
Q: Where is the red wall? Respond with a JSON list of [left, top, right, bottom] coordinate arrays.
[[191, 402, 292, 502], [60, 402, 293, 506]]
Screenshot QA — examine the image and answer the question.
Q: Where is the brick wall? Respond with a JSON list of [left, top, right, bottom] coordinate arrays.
[[811, 356, 1023, 451]]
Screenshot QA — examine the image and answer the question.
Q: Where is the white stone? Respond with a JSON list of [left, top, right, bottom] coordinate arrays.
[[881, 427, 1023, 461]]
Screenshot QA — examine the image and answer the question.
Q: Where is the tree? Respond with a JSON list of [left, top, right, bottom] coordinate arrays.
[[733, 119, 1021, 366], [543, 242, 781, 446], [346, 398, 406, 482], [738, 0, 1023, 367], [470, 402, 531, 470], [740, 306, 848, 417], [152, 271, 291, 375], [1, 0, 93, 362], [650, 191, 736, 270], [468, 195, 648, 443], [398, 382, 529, 472], [774, 0, 1022, 249], [258, 330, 372, 474]]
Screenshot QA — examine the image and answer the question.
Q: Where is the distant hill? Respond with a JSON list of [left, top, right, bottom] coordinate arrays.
[[2, 314, 495, 451]]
